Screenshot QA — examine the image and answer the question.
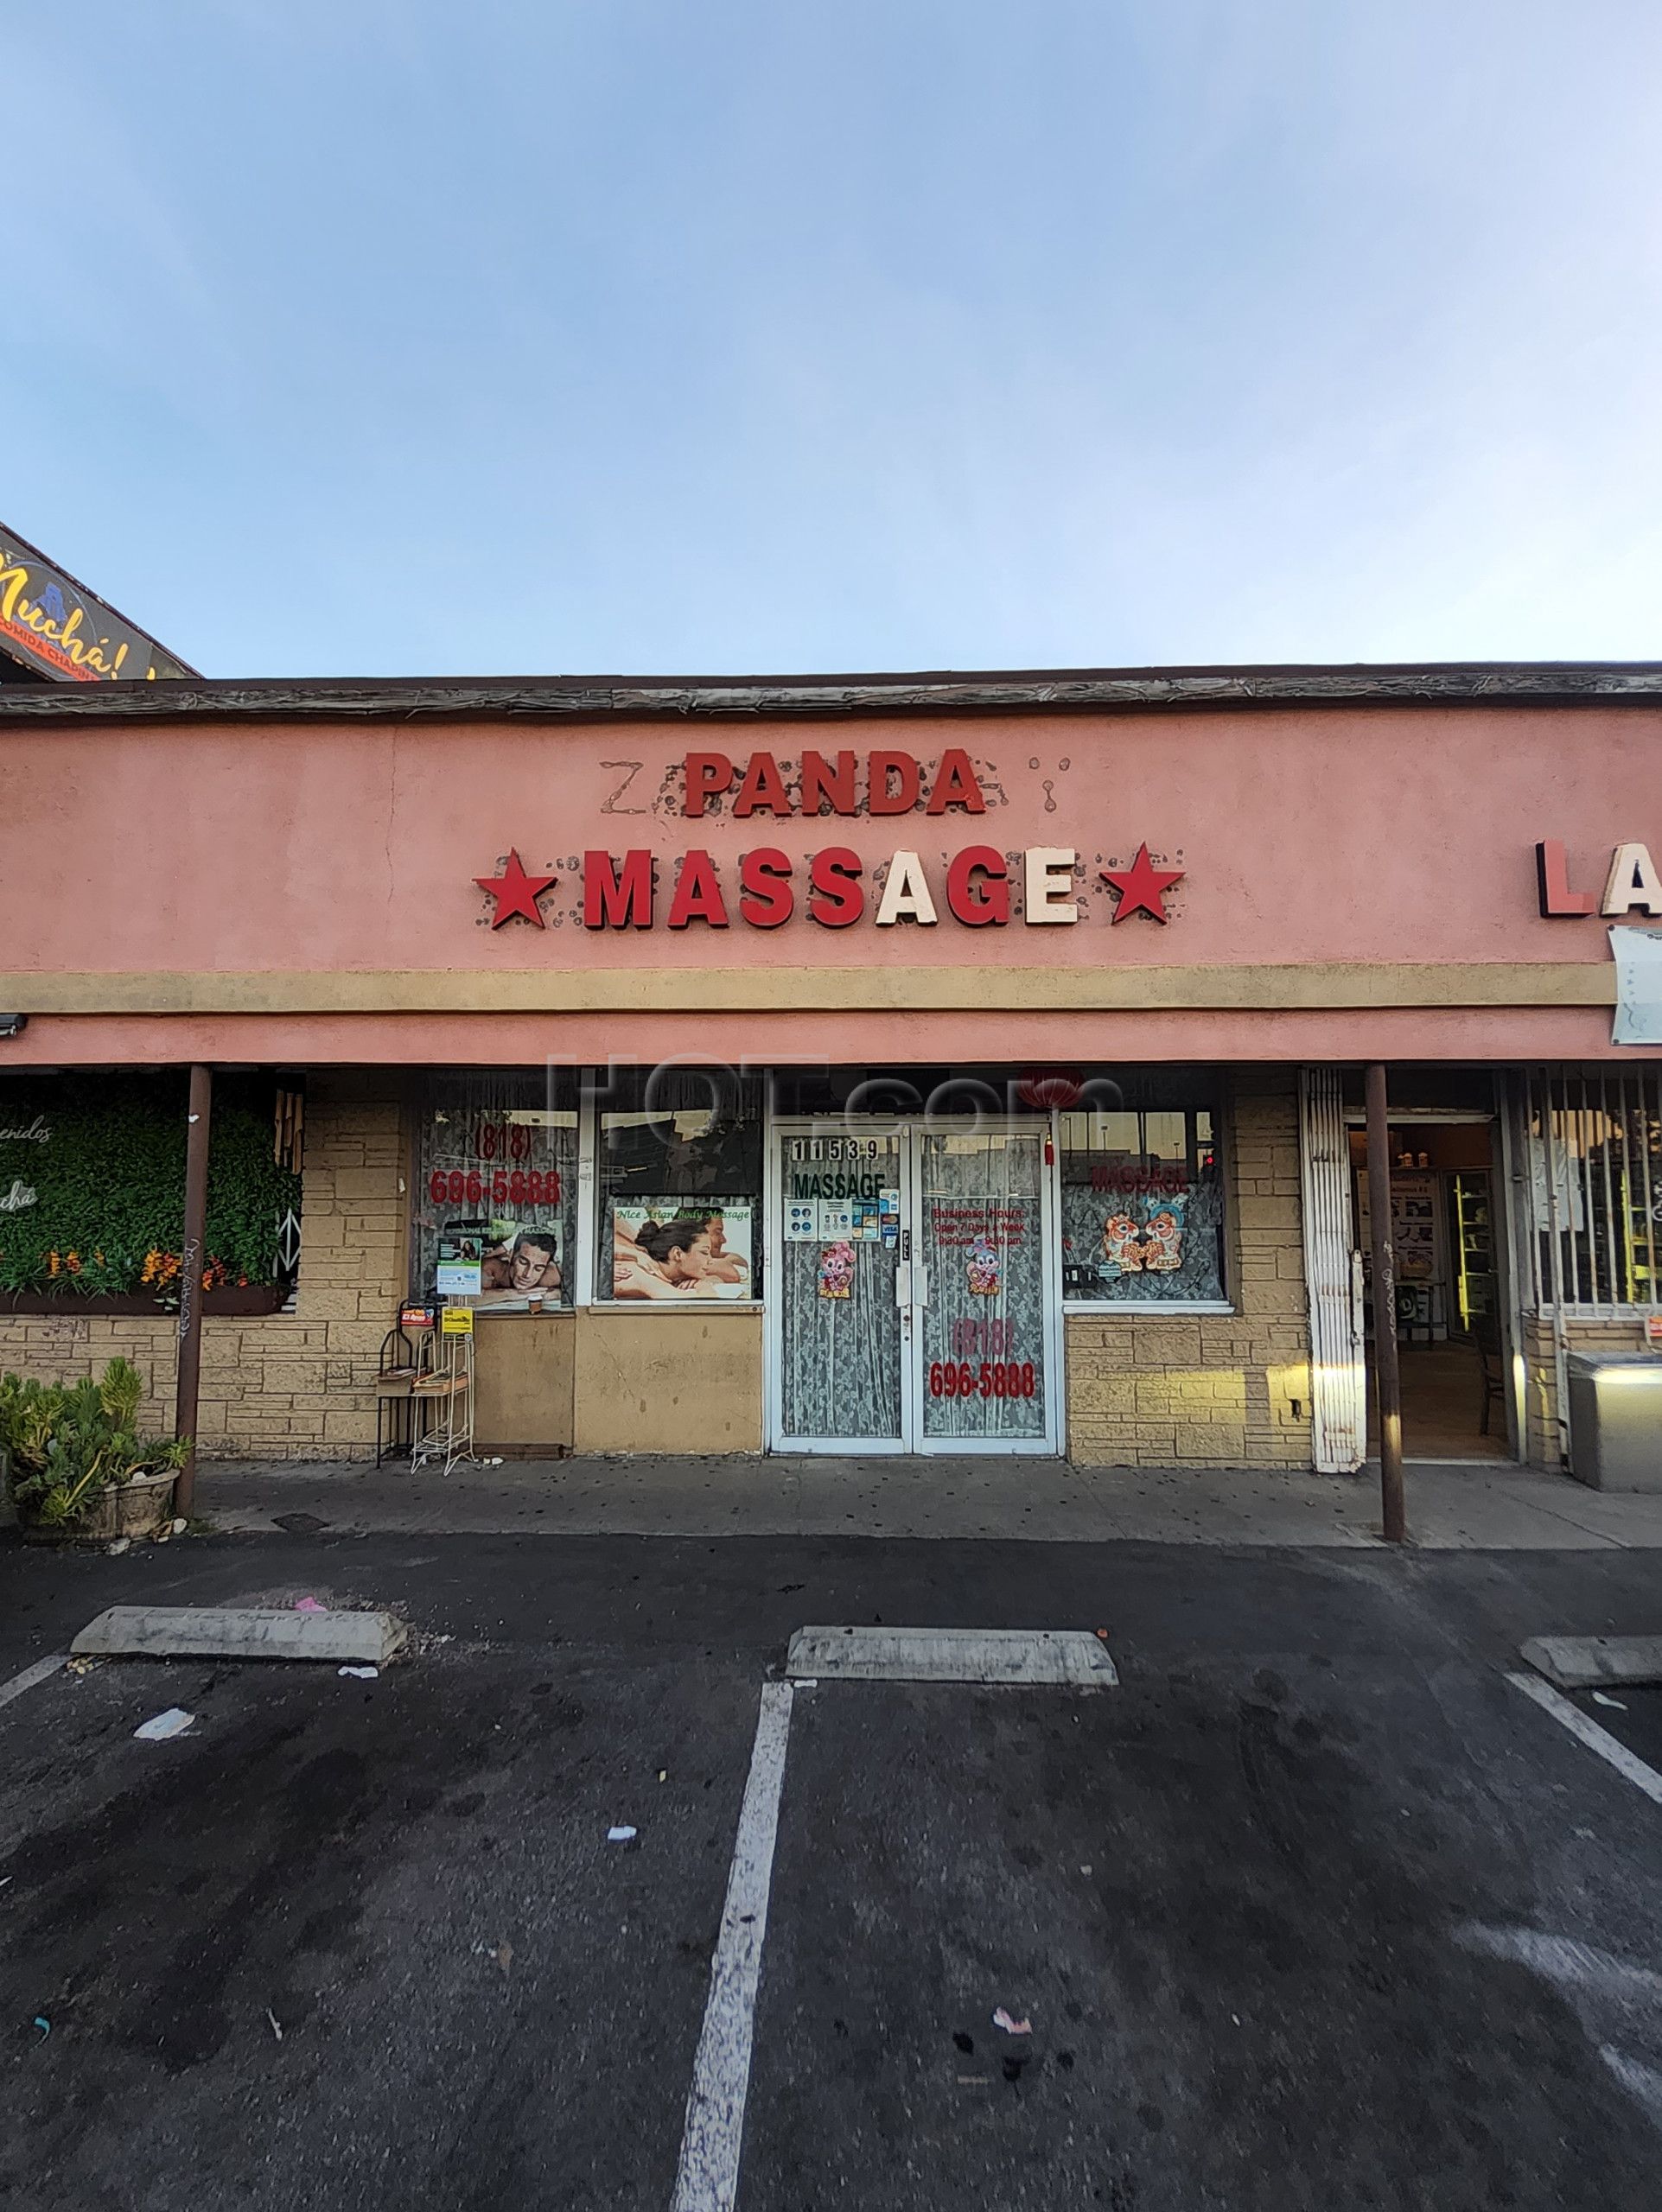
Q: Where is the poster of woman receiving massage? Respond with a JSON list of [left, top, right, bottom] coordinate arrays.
[[610, 1203, 754, 1300]]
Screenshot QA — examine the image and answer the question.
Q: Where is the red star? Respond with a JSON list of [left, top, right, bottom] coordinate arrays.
[[1099, 843, 1184, 924], [475, 849, 555, 928]]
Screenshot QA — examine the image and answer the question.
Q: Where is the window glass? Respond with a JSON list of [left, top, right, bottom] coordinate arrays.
[[1059, 1075, 1226, 1303], [413, 1072, 577, 1308], [597, 1068, 762, 1302]]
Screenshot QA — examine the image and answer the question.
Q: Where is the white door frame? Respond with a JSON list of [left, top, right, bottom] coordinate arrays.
[[765, 1115, 1063, 1456], [764, 1116, 913, 1454]]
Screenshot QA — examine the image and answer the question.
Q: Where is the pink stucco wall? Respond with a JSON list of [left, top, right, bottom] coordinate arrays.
[[1, 702, 1652, 1065]]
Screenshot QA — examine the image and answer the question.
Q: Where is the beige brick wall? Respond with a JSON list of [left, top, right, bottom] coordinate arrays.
[[1065, 1071, 1314, 1469], [4, 1067, 1326, 1470], [1521, 1310, 1654, 1469], [0, 1074, 407, 1460]]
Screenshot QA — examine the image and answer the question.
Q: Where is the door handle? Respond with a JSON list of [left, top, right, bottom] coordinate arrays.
[[914, 1264, 929, 1307], [895, 1262, 912, 1306]]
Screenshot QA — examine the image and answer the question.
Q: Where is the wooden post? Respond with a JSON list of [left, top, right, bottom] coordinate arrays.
[[1365, 1061, 1407, 1542], [173, 1064, 213, 1520]]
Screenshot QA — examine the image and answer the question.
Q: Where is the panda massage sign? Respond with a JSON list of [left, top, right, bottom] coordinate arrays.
[[472, 748, 1186, 933]]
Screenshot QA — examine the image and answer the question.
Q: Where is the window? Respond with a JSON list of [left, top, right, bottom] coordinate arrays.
[[1525, 1066, 1662, 1311], [413, 1072, 578, 1308], [595, 1067, 763, 1302], [1058, 1074, 1226, 1305]]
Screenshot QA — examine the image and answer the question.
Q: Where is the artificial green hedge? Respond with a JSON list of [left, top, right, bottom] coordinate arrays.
[[0, 1076, 301, 1297]]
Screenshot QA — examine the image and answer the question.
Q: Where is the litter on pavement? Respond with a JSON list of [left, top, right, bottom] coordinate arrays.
[[338, 1665, 379, 1680], [294, 1596, 326, 1614], [991, 2007, 1033, 2035], [607, 1826, 638, 1843], [134, 1707, 194, 1741], [266, 2009, 283, 2042], [1592, 1690, 1629, 1710], [32, 2017, 48, 2039]]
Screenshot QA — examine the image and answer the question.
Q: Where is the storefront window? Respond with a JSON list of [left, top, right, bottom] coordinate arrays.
[[1525, 1066, 1662, 1309], [596, 1067, 762, 1301], [413, 1072, 578, 1308], [0, 1073, 301, 1305], [1059, 1076, 1226, 1304]]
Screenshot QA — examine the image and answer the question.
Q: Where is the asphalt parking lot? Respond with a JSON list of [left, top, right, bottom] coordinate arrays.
[[1568, 1681, 1662, 1774], [3, 1534, 1661, 2210]]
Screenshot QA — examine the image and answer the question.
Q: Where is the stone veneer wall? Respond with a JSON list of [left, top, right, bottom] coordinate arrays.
[[1064, 1071, 1314, 1469], [1520, 1309, 1655, 1469], [0, 1075, 406, 1460], [3, 1069, 1325, 1469]]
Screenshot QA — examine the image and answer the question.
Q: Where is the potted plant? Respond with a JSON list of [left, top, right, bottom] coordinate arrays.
[[0, 1360, 191, 1543]]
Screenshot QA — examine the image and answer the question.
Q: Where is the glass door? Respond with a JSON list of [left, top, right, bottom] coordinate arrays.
[[918, 1127, 1055, 1452], [769, 1121, 907, 1451], [767, 1118, 1060, 1454]]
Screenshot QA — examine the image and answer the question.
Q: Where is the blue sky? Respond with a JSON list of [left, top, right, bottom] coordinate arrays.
[[4, 2, 1659, 677]]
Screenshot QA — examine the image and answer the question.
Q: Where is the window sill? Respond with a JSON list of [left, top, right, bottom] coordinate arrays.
[[1062, 1300, 1237, 1318], [582, 1300, 766, 1313], [1535, 1304, 1661, 1323], [464, 1300, 574, 1318]]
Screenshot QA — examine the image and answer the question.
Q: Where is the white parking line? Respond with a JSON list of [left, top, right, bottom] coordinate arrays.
[[1506, 1670, 1662, 1807], [670, 1680, 795, 2212], [672, 1634, 1113, 2208], [0, 1654, 67, 1711]]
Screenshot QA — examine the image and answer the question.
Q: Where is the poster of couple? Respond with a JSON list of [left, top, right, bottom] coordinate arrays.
[[610, 1202, 753, 1300]]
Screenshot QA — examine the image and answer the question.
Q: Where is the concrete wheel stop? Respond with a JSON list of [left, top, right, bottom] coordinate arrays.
[[785, 1625, 1118, 1686], [72, 1606, 409, 1667], [1519, 1634, 1662, 1691]]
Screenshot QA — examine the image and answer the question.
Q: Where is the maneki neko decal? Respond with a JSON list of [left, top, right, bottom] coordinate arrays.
[[1061, 1160, 1224, 1305]]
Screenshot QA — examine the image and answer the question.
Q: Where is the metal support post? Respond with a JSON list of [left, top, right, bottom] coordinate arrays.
[[1365, 1061, 1407, 1542], [173, 1063, 213, 1519]]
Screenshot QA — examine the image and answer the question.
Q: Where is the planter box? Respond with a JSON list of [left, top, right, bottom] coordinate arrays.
[[0, 1288, 284, 1319], [11, 1465, 178, 1546]]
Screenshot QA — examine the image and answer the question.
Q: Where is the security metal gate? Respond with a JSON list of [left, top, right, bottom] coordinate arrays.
[[1299, 1068, 1366, 1471]]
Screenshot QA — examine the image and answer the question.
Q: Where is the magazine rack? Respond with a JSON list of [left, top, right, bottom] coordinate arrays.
[[410, 1316, 474, 1474]]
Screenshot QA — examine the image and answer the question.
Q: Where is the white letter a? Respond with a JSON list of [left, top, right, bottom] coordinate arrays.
[[874, 850, 938, 926], [1602, 842, 1662, 917]]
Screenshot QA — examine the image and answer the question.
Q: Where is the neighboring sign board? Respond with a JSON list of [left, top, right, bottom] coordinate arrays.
[[0, 524, 194, 683], [1611, 928, 1662, 1047]]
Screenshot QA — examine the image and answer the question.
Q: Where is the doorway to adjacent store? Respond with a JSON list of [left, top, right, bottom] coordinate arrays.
[[1353, 1117, 1511, 1461]]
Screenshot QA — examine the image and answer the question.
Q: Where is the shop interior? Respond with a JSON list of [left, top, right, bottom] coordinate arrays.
[[1351, 1118, 1508, 1461]]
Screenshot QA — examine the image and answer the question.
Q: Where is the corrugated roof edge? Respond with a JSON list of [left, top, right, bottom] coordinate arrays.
[[2, 661, 1661, 723]]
